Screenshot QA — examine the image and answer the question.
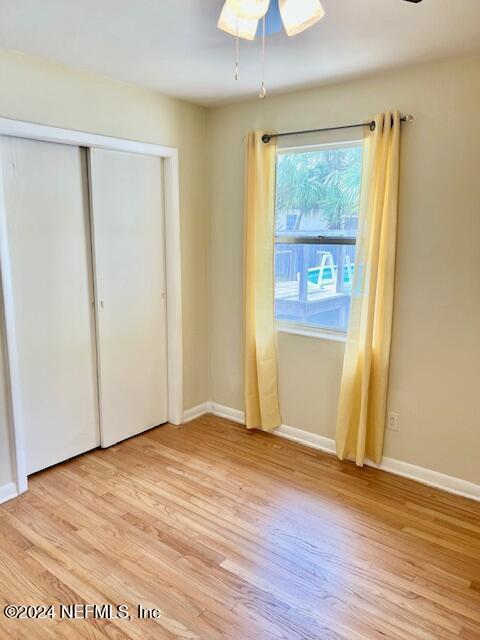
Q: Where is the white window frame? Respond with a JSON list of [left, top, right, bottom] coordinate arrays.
[[274, 137, 362, 341]]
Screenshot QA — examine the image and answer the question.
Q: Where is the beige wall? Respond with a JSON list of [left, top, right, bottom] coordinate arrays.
[[1, 50, 478, 491], [0, 49, 210, 487], [209, 58, 480, 485]]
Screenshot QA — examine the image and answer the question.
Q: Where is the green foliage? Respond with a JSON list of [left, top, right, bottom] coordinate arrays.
[[276, 146, 362, 231]]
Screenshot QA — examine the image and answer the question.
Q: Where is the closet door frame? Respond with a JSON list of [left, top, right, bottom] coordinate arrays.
[[0, 117, 183, 497]]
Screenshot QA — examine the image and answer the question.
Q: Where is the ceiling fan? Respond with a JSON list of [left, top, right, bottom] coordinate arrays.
[[218, 0, 424, 41], [218, 0, 424, 97]]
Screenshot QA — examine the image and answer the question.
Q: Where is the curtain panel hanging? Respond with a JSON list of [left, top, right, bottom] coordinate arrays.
[[336, 111, 401, 466], [244, 131, 281, 431]]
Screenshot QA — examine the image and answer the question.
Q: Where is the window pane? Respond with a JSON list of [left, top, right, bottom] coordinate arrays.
[[275, 145, 362, 239], [275, 243, 356, 332], [275, 142, 362, 332]]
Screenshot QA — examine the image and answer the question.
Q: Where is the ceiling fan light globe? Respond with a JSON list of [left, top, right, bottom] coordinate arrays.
[[279, 0, 325, 36], [226, 0, 270, 20], [218, 2, 259, 40]]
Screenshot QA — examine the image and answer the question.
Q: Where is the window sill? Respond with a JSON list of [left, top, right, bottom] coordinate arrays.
[[276, 322, 347, 343]]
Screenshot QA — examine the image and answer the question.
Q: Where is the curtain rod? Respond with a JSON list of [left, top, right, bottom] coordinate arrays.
[[261, 115, 414, 144]]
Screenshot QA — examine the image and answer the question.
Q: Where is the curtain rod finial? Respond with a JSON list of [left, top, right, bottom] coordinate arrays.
[[262, 134, 271, 143]]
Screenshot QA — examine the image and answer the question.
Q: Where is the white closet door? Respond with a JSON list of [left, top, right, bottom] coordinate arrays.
[[89, 149, 168, 447], [0, 137, 100, 474]]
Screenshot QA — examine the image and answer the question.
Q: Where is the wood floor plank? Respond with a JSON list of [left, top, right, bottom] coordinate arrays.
[[0, 415, 479, 639]]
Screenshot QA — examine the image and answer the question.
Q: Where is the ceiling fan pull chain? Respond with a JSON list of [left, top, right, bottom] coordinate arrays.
[[235, 22, 239, 80], [259, 15, 267, 99]]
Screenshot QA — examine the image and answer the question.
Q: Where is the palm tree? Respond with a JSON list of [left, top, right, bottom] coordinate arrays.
[[276, 146, 362, 232], [276, 152, 325, 231], [320, 148, 362, 231]]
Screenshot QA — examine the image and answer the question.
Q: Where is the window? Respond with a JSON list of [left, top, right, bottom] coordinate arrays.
[[274, 139, 363, 334]]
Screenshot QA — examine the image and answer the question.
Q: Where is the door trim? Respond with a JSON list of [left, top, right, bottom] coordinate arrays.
[[0, 116, 183, 496]]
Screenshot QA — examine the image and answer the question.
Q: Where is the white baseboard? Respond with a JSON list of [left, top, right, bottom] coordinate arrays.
[[275, 423, 337, 455], [184, 402, 480, 502], [370, 456, 480, 502], [0, 482, 18, 505], [183, 402, 213, 423], [184, 402, 245, 425], [211, 403, 245, 424]]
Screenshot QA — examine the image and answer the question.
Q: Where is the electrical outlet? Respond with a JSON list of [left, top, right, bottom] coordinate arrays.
[[387, 412, 399, 432]]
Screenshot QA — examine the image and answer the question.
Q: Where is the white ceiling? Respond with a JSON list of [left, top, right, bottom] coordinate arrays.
[[0, 0, 479, 106]]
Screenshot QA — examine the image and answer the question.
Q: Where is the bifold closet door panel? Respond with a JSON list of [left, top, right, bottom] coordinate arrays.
[[89, 149, 168, 447], [0, 137, 100, 474]]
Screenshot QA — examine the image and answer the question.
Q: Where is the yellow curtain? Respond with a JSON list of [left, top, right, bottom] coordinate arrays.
[[244, 131, 281, 431], [336, 111, 401, 465]]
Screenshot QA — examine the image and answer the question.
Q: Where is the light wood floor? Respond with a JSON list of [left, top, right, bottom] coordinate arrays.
[[0, 415, 479, 640]]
